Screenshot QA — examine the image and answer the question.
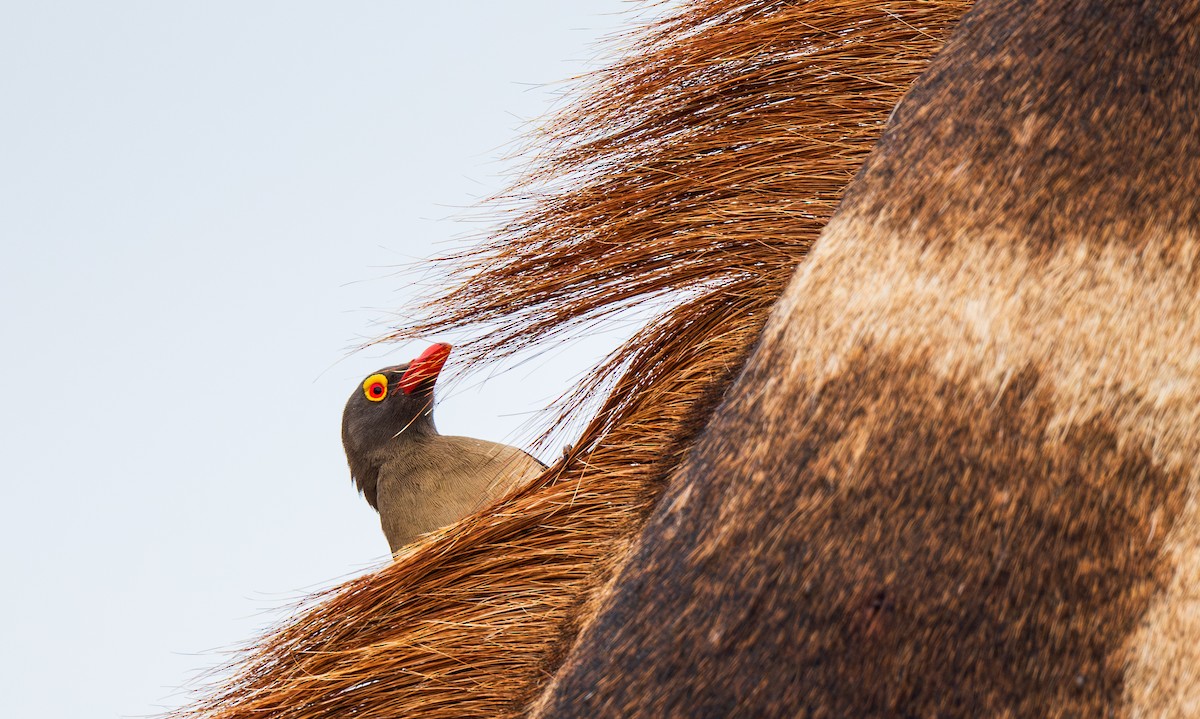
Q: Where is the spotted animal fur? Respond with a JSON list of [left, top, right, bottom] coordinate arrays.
[[531, 1, 1200, 716]]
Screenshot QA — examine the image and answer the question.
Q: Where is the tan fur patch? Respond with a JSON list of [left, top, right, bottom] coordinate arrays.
[[766, 216, 1200, 478]]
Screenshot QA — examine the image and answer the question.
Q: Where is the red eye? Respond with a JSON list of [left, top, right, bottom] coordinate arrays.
[[362, 374, 388, 402]]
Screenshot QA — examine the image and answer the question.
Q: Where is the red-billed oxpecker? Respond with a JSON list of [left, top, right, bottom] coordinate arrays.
[[341, 343, 544, 553]]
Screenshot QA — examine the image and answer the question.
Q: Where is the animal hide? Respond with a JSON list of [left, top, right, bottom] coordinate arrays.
[[530, 0, 1200, 716]]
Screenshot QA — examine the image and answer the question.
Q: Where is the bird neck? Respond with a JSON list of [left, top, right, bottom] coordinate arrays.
[[397, 410, 438, 439]]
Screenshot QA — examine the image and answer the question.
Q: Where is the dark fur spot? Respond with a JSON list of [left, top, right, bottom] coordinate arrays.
[[850, 0, 1200, 260], [537, 351, 1185, 717]]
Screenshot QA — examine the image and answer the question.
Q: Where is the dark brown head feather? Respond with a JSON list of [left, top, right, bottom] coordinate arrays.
[[341, 361, 438, 510]]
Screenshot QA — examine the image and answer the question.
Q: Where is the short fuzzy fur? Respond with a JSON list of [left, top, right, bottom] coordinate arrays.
[[532, 0, 1200, 715], [171, 2, 973, 718]]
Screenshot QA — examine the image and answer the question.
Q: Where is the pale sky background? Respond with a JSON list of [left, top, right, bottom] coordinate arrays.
[[0, 2, 670, 716]]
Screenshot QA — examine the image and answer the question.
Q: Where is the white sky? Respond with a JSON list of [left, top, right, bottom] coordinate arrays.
[[0, 2, 666, 716]]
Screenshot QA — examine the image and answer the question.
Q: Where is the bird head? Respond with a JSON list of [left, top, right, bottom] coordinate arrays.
[[341, 342, 452, 508]]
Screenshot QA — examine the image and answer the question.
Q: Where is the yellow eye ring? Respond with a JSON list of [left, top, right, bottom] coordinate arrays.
[[363, 374, 388, 402]]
